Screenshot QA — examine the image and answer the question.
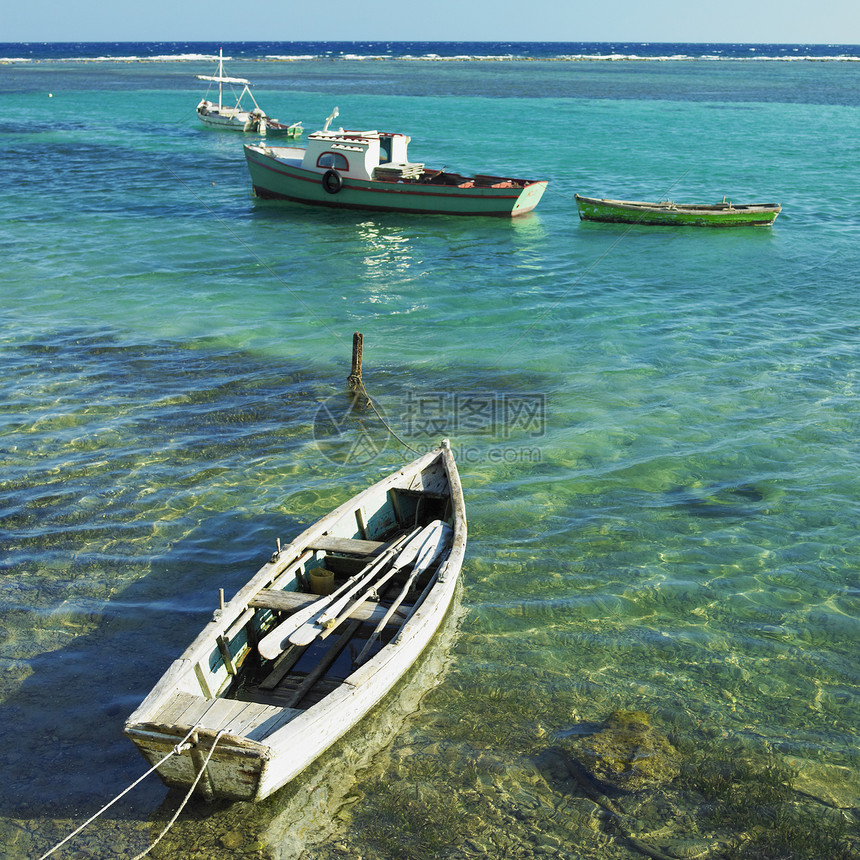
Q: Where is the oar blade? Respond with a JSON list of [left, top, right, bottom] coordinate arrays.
[[287, 625, 323, 648], [411, 521, 452, 571], [258, 605, 322, 659]]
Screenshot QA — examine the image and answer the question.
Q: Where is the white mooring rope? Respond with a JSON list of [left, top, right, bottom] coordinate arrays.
[[130, 730, 227, 860], [37, 724, 219, 860]]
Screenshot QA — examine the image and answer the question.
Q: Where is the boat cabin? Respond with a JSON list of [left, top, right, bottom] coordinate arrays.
[[300, 129, 423, 181]]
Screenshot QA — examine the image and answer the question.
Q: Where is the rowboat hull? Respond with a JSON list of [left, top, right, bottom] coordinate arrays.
[[575, 194, 781, 227], [244, 144, 547, 217], [125, 443, 466, 801]]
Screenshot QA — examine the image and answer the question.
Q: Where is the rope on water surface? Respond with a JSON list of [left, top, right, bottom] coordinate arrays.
[[546, 185, 579, 202], [355, 379, 422, 457], [36, 724, 207, 860]]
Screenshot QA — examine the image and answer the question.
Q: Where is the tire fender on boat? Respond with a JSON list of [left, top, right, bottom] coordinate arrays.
[[322, 169, 343, 194]]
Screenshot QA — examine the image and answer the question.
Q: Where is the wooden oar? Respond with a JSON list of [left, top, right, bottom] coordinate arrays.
[[352, 523, 452, 666], [391, 568, 439, 646], [283, 525, 425, 648], [257, 529, 417, 660], [315, 520, 449, 643], [316, 521, 444, 630]]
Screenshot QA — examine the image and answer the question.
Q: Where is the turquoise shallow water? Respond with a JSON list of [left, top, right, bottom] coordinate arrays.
[[1, 53, 859, 858]]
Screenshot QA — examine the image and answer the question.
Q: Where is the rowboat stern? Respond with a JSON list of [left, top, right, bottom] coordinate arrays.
[[122, 654, 283, 801], [123, 721, 271, 802]]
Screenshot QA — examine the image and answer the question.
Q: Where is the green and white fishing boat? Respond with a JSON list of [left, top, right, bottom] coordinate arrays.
[[125, 442, 466, 802], [196, 49, 302, 139], [575, 194, 781, 227], [244, 108, 547, 217]]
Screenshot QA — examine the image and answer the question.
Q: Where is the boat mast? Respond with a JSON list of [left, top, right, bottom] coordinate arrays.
[[218, 48, 224, 111]]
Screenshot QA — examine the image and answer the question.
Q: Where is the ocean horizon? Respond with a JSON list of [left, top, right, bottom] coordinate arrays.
[[2, 39, 860, 63]]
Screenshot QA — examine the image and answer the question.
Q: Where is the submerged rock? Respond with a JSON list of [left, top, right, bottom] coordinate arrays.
[[563, 710, 680, 791], [220, 830, 244, 849]]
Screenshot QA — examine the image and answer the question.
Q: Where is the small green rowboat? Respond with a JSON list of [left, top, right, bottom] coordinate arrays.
[[574, 194, 781, 227]]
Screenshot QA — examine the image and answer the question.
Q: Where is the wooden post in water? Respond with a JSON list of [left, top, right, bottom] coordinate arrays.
[[347, 332, 363, 391]]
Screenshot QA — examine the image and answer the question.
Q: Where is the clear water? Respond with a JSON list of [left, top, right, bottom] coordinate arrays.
[[0, 46, 858, 859]]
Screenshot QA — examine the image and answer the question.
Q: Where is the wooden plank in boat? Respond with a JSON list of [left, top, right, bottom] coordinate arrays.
[[223, 703, 270, 737], [182, 698, 249, 731], [158, 691, 203, 725], [373, 162, 424, 181], [259, 644, 307, 690], [250, 589, 317, 612], [308, 536, 385, 556], [230, 702, 302, 740], [324, 555, 372, 576], [157, 691, 301, 736], [245, 707, 302, 741], [157, 693, 237, 729], [202, 699, 262, 731], [250, 588, 411, 626]]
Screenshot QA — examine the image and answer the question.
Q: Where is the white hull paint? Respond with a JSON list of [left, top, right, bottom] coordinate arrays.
[[125, 444, 466, 801]]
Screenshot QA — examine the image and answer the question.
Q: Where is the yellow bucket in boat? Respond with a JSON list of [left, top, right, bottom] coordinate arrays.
[[309, 567, 335, 595]]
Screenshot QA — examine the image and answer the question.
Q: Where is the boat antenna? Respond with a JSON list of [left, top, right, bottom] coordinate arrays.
[[322, 106, 339, 133]]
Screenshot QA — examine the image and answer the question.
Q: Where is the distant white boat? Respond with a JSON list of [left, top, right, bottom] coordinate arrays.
[[196, 49, 302, 139]]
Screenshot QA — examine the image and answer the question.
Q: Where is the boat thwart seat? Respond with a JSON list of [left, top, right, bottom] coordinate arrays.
[[250, 588, 412, 627], [307, 535, 386, 556]]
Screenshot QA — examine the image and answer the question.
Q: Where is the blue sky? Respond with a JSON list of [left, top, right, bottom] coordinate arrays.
[[5, 0, 859, 44]]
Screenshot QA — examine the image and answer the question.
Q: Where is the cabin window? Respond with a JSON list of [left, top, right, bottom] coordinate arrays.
[[317, 152, 349, 170]]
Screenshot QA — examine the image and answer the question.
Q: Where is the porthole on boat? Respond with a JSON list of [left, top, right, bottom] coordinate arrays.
[[322, 170, 343, 194]]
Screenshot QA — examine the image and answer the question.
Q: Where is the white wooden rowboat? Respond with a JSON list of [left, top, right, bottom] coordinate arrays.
[[124, 442, 466, 801]]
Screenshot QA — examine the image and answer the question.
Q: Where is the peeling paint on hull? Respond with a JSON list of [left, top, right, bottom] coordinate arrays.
[[575, 194, 781, 227]]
